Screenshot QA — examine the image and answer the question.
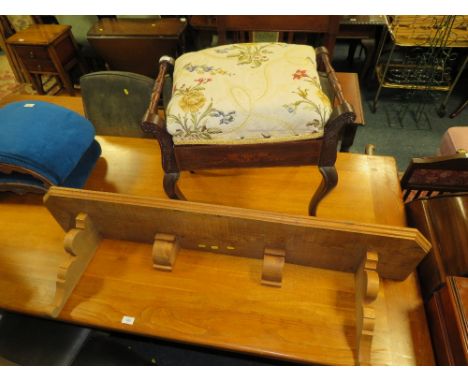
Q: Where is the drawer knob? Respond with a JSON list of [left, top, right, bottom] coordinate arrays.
[[37, 64, 42, 71], [29, 51, 35, 58]]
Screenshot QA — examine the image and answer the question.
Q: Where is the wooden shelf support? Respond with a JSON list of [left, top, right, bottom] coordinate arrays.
[[261, 248, 286, 287], [49, 213, 101, 317], [355, 251, 380, 366], [153, 233, 179, 271]]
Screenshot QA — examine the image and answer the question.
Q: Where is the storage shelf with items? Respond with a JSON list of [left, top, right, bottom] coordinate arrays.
[[371, 15, 468, 116]]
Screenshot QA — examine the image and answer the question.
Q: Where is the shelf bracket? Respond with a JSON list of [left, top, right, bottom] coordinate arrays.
[[355, 251, 380, 366], [49, 213, 101, 317], [152, 233, 179, 271], [261, 248, 286, 287]]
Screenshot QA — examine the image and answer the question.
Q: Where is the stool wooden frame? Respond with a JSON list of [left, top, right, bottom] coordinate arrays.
[[142, 47, 356, 216]]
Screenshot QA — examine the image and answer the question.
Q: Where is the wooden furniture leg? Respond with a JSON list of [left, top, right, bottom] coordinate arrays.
[[163, 172, 186, 200], [48, 45, 75, 96], [30, 74, 45, 95], [355, 251, 380, 366], [308, 166, 338, 216], [261, 248, 286, 287], [450, 98, 468, 119], [152, 233, 179, 271], [360, 38, 377, 84], [340, 124, 358, 152], [49, 213, 101, 317]]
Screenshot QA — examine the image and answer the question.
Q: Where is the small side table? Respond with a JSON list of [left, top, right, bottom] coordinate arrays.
[[337, 16, 386, 84], [336, 72, 365, 152], [6, 24, 83, 95]]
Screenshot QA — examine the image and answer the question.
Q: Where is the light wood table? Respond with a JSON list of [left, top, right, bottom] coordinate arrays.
[[0, 94, 84, 114], [0, 96, 434, 365]]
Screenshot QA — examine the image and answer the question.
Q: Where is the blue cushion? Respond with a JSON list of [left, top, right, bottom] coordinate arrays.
[[0, 101, 101, 190], [61, 140, 101, 188]]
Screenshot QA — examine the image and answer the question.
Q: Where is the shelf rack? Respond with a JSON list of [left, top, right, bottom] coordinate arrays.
[[371, 15, 468, 116]]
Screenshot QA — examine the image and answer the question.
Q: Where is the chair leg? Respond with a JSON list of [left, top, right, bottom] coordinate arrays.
[[163, 172, 186, 200], [308, 166, 338, 216]]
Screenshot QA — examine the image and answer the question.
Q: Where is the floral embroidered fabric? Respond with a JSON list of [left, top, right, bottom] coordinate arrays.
[[166, 43, 332, 145]]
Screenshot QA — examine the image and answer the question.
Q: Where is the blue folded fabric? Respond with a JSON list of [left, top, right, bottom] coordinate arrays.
[[0, 172, 48, 193], [0, 101, 101, 191]]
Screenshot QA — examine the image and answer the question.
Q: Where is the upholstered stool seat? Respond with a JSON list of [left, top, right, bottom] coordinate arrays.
[[166, 43, 333, 145], [0, 101, 101, 193]]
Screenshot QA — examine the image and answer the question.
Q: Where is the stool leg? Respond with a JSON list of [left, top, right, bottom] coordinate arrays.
[[163, 172, 186, 200], [308, 166, 338, 216]]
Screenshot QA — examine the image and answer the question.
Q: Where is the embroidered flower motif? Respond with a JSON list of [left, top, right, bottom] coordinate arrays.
[[316, 89, 332, 109], [179, 90, 206, 113], [283, 87, 329, 130], [210, 109, 236, 125], [291, 58, 321, 87], [194, 78, 212, 85], [293, 69, 308, 80], [167, 82, 237, 140], [184, 63, 233, 76], [216, 43, 285, 68]]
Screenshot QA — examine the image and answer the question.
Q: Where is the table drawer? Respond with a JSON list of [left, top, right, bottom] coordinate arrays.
[[22, 58, 56, 73], [14, 45, 50, 60]]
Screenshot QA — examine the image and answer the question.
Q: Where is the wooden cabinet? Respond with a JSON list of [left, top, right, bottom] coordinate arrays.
[[427, 277, 468, 365], [6, 24, 83, 95], [87, 18, 187, 78], [406, 194, 468, 301], [406, 194, 468, 365]]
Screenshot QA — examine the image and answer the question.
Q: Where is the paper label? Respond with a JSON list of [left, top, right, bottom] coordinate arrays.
[[121, 316, 135, 325]]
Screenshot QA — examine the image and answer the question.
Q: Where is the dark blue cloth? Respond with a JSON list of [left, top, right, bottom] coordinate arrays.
[[0, 100, 101, 190]]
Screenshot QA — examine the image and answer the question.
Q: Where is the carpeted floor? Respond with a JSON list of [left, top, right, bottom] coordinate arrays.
[[0, 51, 62, 98], [0, 51, 30, 98], [332, 42, 468, 171]]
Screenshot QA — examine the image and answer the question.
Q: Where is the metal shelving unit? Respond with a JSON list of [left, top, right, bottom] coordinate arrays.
[[371, 15, 468, 116]]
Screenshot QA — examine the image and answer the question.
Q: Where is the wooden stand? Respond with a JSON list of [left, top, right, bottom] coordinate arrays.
[[48, 213, 101, 317], [43, 187, 431, 364]]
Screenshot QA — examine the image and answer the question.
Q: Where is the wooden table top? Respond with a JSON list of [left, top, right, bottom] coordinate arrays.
[[0, 95, 432, 365], [0, 94, 84, 112], [87, 17, 187, 38], [6, 24, 71, 46]]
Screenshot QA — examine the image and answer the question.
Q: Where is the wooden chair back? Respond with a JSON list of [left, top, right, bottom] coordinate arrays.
[[216, 15, 341, 56], [400, 153, 468, 202], [80, 71, 154, 138]]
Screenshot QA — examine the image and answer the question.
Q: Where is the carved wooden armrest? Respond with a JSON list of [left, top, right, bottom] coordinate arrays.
[[316, 46, 354, 118], [141, 56, 175, 134]]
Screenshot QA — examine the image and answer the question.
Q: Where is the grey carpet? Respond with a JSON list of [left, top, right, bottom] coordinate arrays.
[[332, 42, 468, 171]]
